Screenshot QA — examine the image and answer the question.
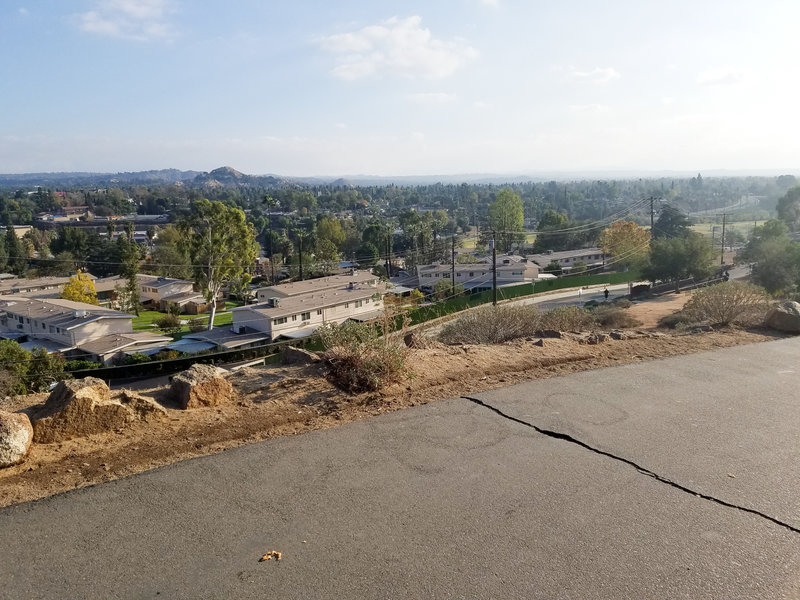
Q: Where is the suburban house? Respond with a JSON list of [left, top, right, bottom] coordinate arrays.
[[0, 295, 169, 364], [416, 254, 539, 294], [137, 275, 211, 314], [254, 271, 379, 303], [231, 275, 386, 341], [527, 248, 607, 273], [0, 274, 96, 299]]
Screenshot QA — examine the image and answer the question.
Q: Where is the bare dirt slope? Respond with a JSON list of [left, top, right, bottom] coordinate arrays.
[[0, 293, 786, 508]]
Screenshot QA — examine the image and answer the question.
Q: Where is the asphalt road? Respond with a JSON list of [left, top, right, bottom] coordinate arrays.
[[2, 338, 800, 599]]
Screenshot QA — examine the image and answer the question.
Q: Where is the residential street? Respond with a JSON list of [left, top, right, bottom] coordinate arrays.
[[2, 337, 800, 599]]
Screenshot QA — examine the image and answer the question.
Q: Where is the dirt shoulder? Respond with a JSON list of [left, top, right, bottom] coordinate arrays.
[[0, 291, 788, 508]]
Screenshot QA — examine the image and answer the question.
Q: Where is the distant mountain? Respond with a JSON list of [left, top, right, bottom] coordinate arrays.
[[193, 166, 285, 188]]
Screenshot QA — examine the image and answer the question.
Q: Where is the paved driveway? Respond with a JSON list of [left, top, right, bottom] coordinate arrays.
[[2, 338, 799, 599]]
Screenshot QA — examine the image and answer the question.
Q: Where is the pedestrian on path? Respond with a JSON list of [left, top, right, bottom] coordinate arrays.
[[604, 287, 609, 300], [578, 287, 582, 299]]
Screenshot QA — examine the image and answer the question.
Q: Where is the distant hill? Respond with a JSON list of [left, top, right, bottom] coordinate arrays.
[[193, 166, 285, 188], [0, 169, 200, 189]]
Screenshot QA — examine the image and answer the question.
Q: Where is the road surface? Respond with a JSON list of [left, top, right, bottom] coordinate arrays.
[[2, 337, 799, 599]]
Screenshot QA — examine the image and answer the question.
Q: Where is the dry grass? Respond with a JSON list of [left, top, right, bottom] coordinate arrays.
[[438, 305, 543, 344], [315, 321, 409, 392], [682, 282, 771, 326]]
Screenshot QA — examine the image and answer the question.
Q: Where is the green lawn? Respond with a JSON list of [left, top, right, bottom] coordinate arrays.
[[131, 301, 243, 334]]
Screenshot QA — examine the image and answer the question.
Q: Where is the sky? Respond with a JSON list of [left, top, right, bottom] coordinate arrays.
[[2, 0, 799, 177]]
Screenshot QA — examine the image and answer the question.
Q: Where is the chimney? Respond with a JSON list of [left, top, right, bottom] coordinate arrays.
[[270, 297, 280, 307]]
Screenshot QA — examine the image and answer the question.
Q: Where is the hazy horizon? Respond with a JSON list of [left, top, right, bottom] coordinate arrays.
[[3, 1, 799, 176]]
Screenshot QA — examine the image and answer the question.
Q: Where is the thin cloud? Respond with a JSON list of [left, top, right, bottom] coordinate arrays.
[[18, 7, 28, 16], [78, 0, 176, 41], [697, 68, 743, 86], [408, 92, 457, 104], [569, 104, 610, 114], [565, 66, 621, 84], [320, 16, 478, 81]]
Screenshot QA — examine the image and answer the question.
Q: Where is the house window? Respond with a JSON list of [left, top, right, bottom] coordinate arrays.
[[301, 312, 310, 320], [292, 315, 297, 321], [273, 317, 287, 325], [316, 309, 322, 315], [344, 303, 349, 309], [469, 272, 474, 277], [42, 323, 46, 329], [355, 300, 363, 308]]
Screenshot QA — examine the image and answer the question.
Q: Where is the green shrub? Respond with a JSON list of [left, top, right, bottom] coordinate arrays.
[[119, 353, 152, 365], [438, 305, 542, 344], [315, 321, 408, 392], [658, 310, 694, 329], [65, 360, 104, 371], [153, 350, 181, 361], [682, 282, 771, 326], [155, 313, 182, 334]]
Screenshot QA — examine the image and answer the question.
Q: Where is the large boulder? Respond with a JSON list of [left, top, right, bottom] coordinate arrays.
[[32, 378, 132, 443], [171, 364, 233, 409], [765, 302, 800, 333], [0, 410, 33, 468]]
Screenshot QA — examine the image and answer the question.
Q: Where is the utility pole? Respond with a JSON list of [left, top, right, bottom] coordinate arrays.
[[451, 235, 456, 297], [720, 213, 727, 265], [649, 196, 656, 232], [385, 231, 391, 278], [298, 234, 304, 281], [491, 234, 497, 306]]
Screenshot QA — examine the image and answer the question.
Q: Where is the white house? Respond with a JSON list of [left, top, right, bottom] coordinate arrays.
[[527, 248, 607, 273], [416, 255, 539, 294], [254, 271, 379, 303], [0, 296, 170, 364], [232, 281, 386, 341]]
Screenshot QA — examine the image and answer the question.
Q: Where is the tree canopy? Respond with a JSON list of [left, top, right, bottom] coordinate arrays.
[[60, 270, 98, 305], [599, 220, 650, 271], [178, 199, 258, 330], [488, 189, 524, 252]]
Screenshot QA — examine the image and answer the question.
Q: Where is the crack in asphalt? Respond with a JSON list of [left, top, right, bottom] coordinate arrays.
[[463, 395, 800, 535]]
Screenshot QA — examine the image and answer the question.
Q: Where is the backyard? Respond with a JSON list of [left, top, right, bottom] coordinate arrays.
[[131, 301, 243, 335]]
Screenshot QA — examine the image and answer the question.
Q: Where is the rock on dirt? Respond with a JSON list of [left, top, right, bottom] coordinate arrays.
[[281, 346, 321, 365], [117, 390, 168, 420], [0, 410, 33, 468], [30, 378, 163, 444], [765, 301, 800, 333], [171, 364, 233, 409]]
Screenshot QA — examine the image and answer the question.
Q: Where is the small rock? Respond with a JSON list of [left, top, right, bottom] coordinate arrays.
[[532, 339, 545, 347], [0, 410, 33, 468], [536, 329, 563, 339]]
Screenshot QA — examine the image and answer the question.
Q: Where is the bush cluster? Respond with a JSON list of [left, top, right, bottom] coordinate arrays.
[[681, 281, 771, 326], [438, 305, 542, 345], [315, 321, 408, 392], [438, 301, 639, 345]]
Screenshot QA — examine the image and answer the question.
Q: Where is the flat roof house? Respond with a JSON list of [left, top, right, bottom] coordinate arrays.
[[254, 271, 379, 302], [0, 296, 169, 364], [527, 248, 607, 273], [416, 255, 539, 294], [232, 281, 386, 342]]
